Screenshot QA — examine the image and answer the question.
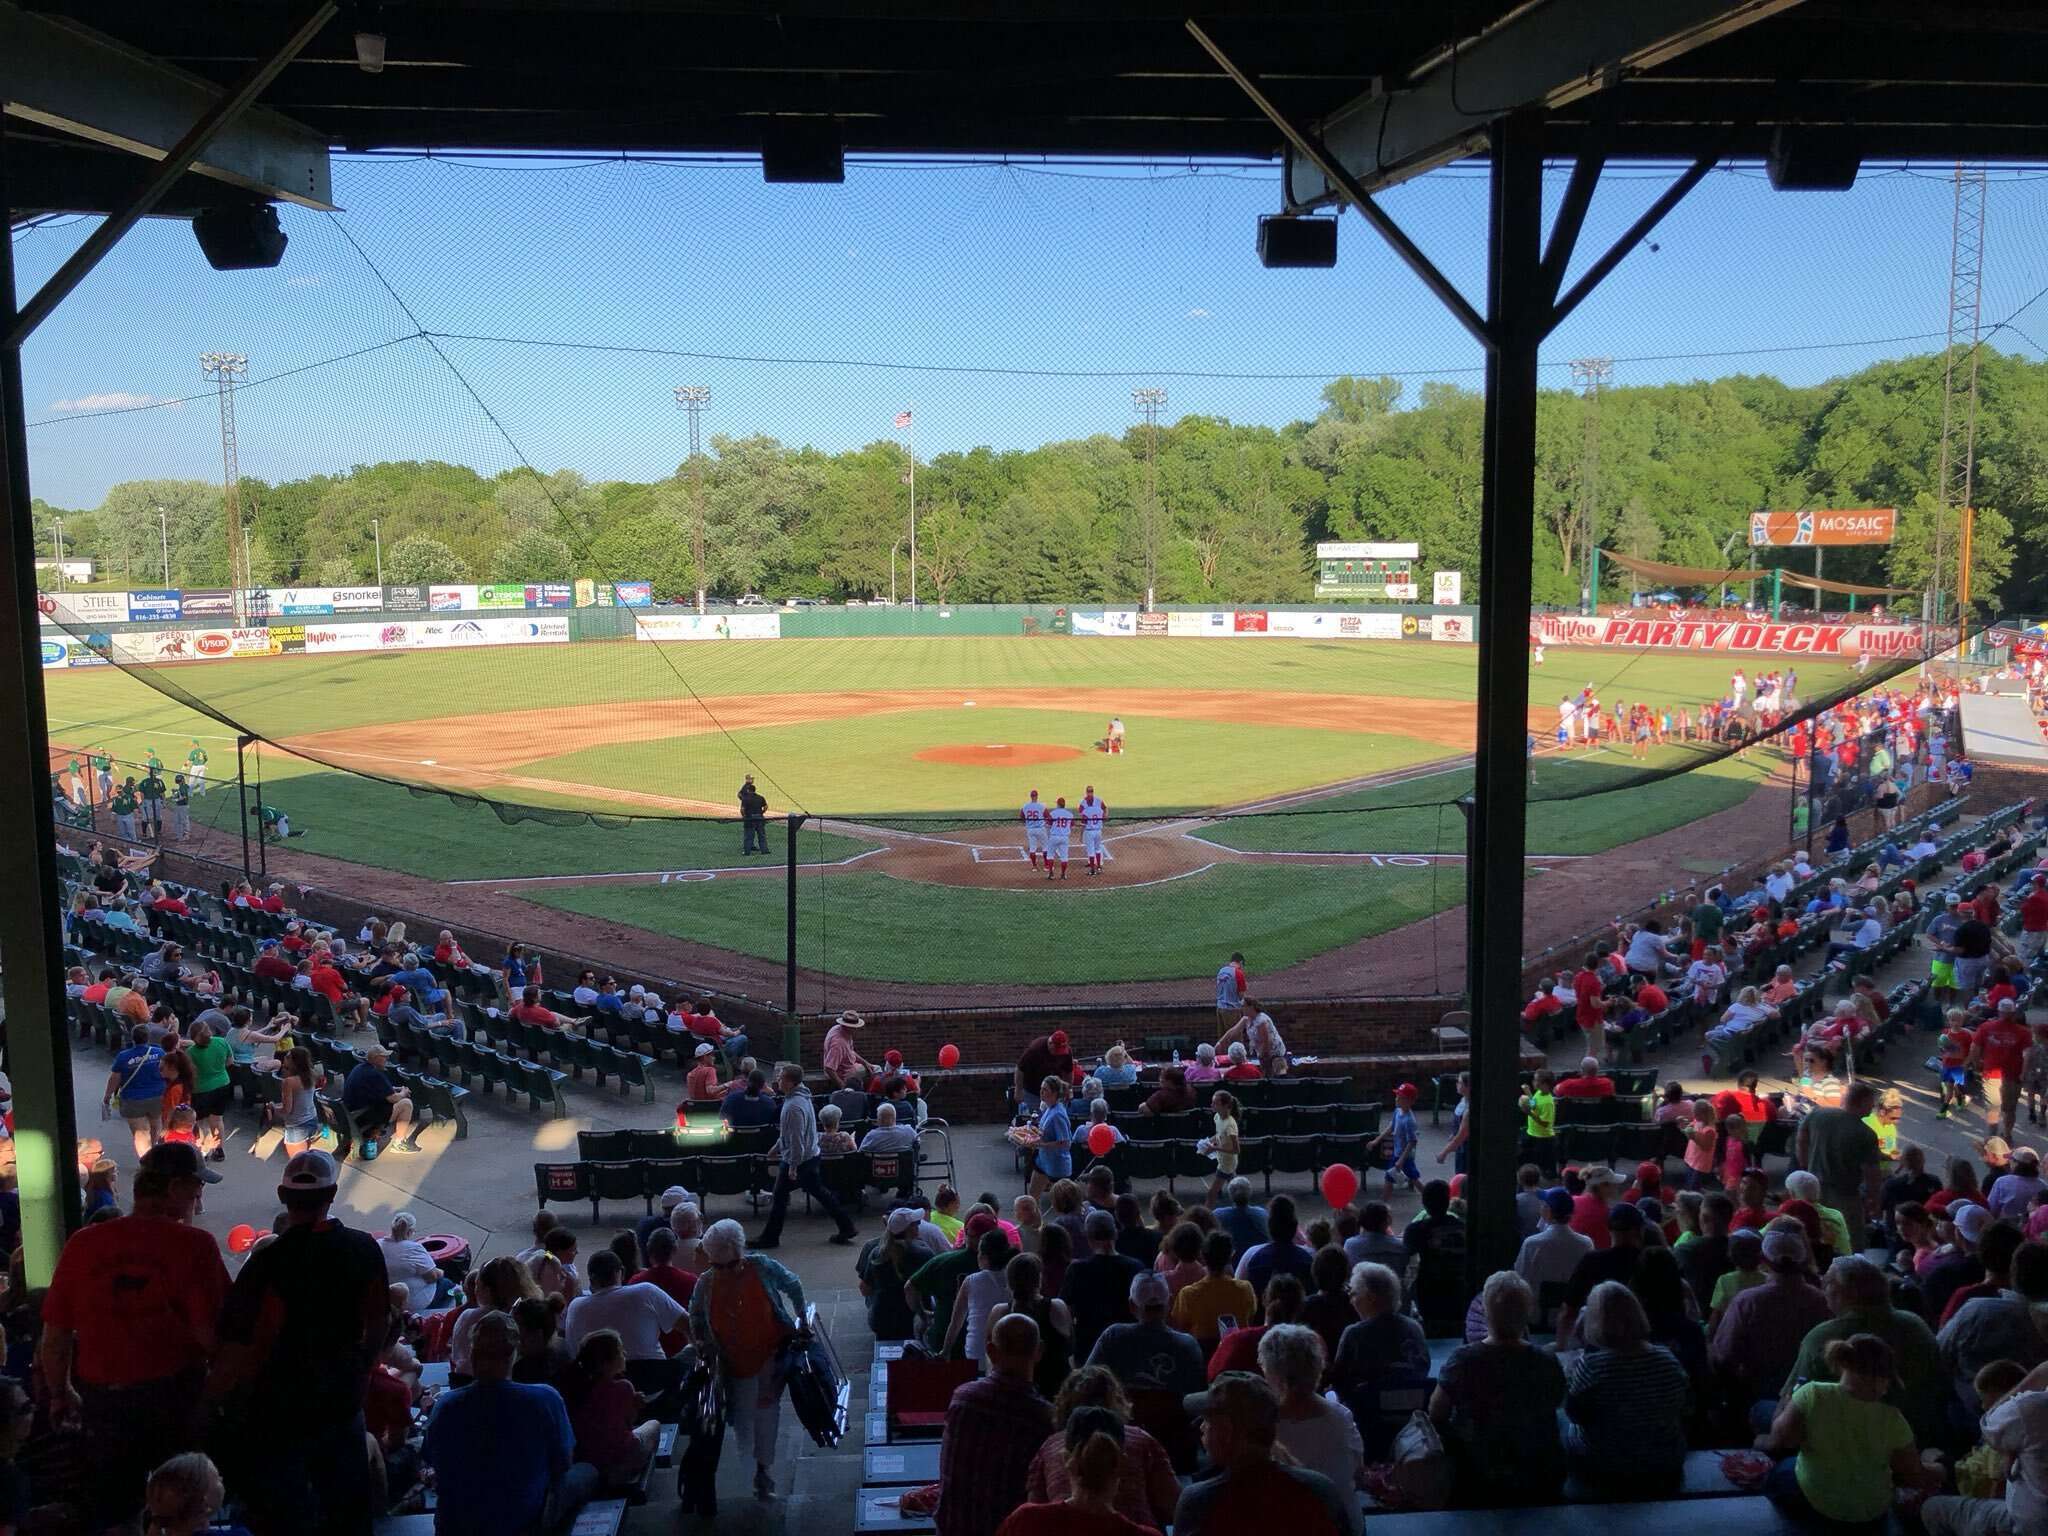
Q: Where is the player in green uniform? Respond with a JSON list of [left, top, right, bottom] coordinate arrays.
[[109, 777, 140, 839], [138, 767, 167, 838], [186, 739, 209, 796], [91, 750, 112, 801]]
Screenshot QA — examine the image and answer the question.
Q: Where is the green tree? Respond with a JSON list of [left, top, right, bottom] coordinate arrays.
[[489, 529, 577, 583], [382, 535, 472, 585], [1888, 491, 2015, 616]]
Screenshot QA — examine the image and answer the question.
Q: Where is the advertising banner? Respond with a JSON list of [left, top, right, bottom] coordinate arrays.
[[1165, 610, 1230, 636], [1136, 611, 1168, 636], [67, 640, 110, 667], [1433, 571, 1463, 605], [259, 587, 338, 616], [1748, 508, 1898, 547], [1532, 613, 1931, 659], [476, 584, 528, 609], [1430, 613, 1476, 643], [230, 628, 277, 657], [573, 579, 596, 608], [187, 630, 236, 660], [1261, 610, 1404, 639], [614, 581, 652, 607], [429, 585, 478, 611], [181, 588, 234, 617], [330, 587, 384, 612], [381, 585, 430, 612], [1233, 610, 1268, 633], [44, 591, 129, 626], [301, 624, 382, 654], [1070, 609, 1137, 636], [1402, 614, 1427, 640], [126, 589, 182, 621], [1384, 580, 1420, 602], [273, 624, 306, 655], [527, 582, 573, 609], [633, 613, 781, 642], [39, 639, 65, 669]]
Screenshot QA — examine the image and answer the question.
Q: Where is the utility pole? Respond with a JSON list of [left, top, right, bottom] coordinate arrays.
[[156, 503, 169, 583], [1568, 357, 1612, 615], [50, 516, 63, 587], [673, 385, 711, 611], [1932, 163, 1987, 645], [200, 352, 248, 618], [1132, 387, 1167, 609], [370, 517, 383, 587]]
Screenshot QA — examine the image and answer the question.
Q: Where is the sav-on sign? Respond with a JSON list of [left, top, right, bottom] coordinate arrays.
[[1749, 508, 1897, 547]]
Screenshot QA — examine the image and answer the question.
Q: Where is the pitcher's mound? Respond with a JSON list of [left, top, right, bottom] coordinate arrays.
[[916, 743, 1083, 767]]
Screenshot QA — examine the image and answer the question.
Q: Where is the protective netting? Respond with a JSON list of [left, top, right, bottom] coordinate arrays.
[[18, 155, 2048, 1003]]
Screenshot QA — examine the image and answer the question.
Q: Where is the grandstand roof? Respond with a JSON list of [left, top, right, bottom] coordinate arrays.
[[14, 0, 2048, 167]]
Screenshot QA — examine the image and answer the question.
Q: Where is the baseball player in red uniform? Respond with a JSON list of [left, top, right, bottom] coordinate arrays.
[[1020, 788, 1048, 868], [1079, 786, 1107, 875], [1046, 796, 1075, 880]]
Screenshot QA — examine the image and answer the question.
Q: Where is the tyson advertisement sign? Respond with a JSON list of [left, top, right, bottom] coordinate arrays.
[[1533, 613, 1931, 658]]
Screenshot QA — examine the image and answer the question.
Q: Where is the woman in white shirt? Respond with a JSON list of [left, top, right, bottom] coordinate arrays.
[[378, 1211, 445, 1312], [943, 1227, 1016, 1368], [1257, 1323, 1365, 1492]]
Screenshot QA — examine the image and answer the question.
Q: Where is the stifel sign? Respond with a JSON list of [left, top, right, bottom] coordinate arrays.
[[1749, 508, 1897, 547]]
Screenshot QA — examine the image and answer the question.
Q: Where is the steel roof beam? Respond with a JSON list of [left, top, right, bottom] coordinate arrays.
[[1284, 0, 1806, 207]]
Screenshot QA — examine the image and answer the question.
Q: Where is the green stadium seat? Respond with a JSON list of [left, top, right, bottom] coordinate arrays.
[[589, 1160, 649, 1219]]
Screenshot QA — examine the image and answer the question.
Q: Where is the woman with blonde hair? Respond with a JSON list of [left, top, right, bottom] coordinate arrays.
[[1022, 1368, 1179, 1530], [1097, 1042, 1137, 1087], [447, 1255, 543, 1383]]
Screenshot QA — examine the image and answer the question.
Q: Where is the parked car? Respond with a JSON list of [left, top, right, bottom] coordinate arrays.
[[735, 593, 767, 607]]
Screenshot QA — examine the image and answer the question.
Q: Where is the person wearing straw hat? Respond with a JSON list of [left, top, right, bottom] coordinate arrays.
[[822, 1009, 872, 1088]]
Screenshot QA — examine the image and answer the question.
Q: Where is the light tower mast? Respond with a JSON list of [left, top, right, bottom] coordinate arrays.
[[201, 352, 249, 618], [673, 385, 711, 612], [1932, 164, 1986, 651]]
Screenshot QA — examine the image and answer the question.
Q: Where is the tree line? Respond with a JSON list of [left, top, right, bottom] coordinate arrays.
[[30, 348, 2048, 613]]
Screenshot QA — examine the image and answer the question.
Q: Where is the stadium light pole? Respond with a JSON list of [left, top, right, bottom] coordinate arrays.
[[370, 517, 383, 587], [155, 503, 169, 584], [50, 516, 63, 588], [1132, 387, 1168, 609], [674, 385, 711, 612]]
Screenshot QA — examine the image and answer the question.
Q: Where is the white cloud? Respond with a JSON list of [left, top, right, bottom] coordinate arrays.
[[285, 273, 324, 288], [1187, 306, 1212, 319], [47, 391, 171, 413]]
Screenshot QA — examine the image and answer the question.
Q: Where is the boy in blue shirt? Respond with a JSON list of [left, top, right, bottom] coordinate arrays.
[[1381, 1082, 1423, 1195]]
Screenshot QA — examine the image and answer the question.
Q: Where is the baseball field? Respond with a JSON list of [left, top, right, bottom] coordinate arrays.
[[44, 633, 1848, 993]]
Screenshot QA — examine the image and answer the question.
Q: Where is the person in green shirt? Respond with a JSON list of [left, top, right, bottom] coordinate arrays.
[[65, 757, 83, 805], [91, 750, 112, 801], [138, 770, 166, 837], [1787, 1255, 1947, 1449], [143, 745, 163, 777], [1756, 1332, 1932, 1524], [906, 1215, 990, 1355], [1791, 798, 1810, 838], [185, 1014, 236, 1161], [109, 778, 139, 838], [1519, 1070, 1557, 1175], [1692, 893, 1725, 949], [186, 739, 209, 796]]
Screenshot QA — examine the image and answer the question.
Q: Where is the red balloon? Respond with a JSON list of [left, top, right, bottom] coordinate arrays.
[[1319, 1163, 1360, 1209], [936, 1043, 961, 1069], [226, 1223, 258, 1255], [1087, 1122, 1117, 1157], [1449, 1173, 1467, 1201]]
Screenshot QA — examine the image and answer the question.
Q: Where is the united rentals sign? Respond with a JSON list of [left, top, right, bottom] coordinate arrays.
[[1748, 508, 1897, 547]]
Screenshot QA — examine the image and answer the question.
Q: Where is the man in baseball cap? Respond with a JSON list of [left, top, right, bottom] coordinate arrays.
[[1173, 1373, 1357, 1534], [1708, 1226, 1830, 1396], [1087, 1270, 1204, 1396], [1014, 1028, 1076, 1112], [342, 1044, 422, 1156], [214, 1145, 389, 1533]]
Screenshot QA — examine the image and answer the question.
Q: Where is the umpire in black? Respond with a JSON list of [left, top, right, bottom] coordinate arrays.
[[738, 775, 769, 855]]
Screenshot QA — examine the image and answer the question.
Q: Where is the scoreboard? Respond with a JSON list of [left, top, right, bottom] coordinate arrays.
[[1315, 542, 1419, 601]]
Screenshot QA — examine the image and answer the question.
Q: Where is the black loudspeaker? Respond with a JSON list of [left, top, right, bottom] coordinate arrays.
[[1257, 214, 1338, 268], [1766, 127, 1860, 192], [761, 120, 844, 184], [192, 204, 289, 269]]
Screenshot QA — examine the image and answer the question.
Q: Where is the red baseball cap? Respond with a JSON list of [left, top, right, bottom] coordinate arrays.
[[1049, 1029, 1070, 1052], [1394, 1082, 1418, 1100]]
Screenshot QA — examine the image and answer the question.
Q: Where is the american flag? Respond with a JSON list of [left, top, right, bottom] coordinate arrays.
[[894, 409, 913, 429]]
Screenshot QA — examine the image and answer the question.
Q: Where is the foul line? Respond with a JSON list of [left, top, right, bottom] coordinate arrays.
[[1182, 839, 1591, 860], [445, 845, 888, 886]]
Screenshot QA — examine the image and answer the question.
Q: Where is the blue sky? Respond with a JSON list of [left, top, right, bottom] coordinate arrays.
[[15, 155, 2048, 509]]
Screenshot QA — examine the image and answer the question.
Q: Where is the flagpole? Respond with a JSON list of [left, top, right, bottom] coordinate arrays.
[[908, 402, 918, 608]]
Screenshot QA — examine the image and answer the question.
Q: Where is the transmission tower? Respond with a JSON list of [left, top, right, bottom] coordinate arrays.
[[1132, 387, 1167, 608], [201, 352, 249, 619], [1932, 163, 1987, 644], [673, 384, 711, 612], [1568, 357, 1613, 614]]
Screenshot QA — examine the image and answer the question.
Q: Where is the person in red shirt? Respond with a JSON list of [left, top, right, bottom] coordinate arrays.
[[1569, 1167, 1619, 1249], [81, 968, 115, 1005], [1713, 1071, 1772, 1135], [253, 942, 297, 983], [1554, 1058, 1615, 1098], [1522, 982, 1566, 1029], [510, 985, 580, 1032], [1221, 1043, 1262, 1082], [39, 1142, 230, 1533], [1571, 955, 1605, 1060], [150, 885, 190, 917], [1968, 1000, 2033, 1141], [279, 922, 312, 956], [259, 882, 289, 914], [1972, 882, 2003, 929], [630, 1227, 698, 1356], [2020, 875, 2048, 962], [1635, 979, 1670, 1013]]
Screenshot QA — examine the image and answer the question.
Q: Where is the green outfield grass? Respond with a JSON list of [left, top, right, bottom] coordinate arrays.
[[523, 861, 1481, 985], [1201, 745, 1782, 856], [517, 706, 1449, 816]]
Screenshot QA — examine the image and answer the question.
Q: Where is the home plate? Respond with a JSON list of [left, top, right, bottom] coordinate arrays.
[[963, 700, 976, 707]]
